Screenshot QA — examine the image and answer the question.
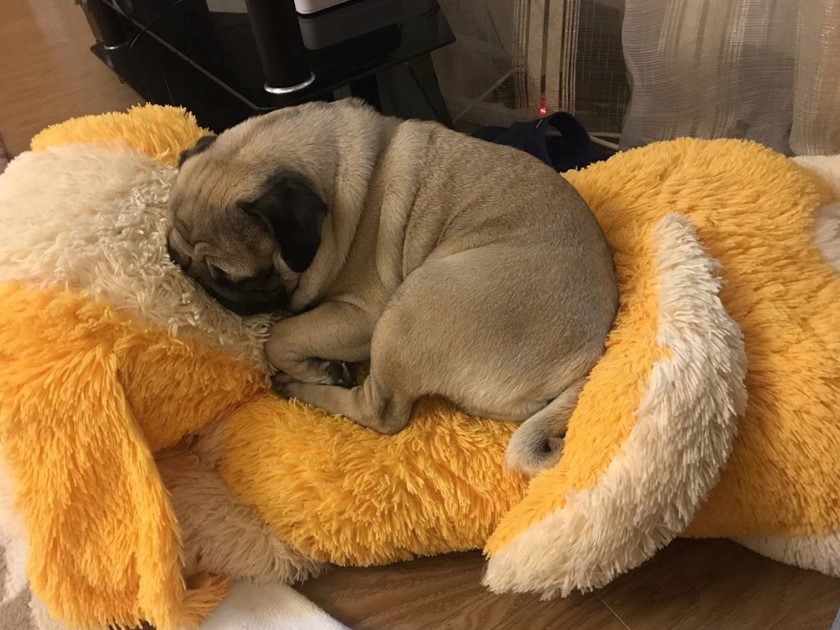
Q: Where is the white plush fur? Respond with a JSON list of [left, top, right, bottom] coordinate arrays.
[[157, 444, 323, 584], [795, 155, 840, 274], [809, 202, 840, 273], [0, 146, 273, 371], [483, 214, 748, 597], [736, 533, 840, 577], [795, 154, 840, 199], [0, 457, 30, 610]]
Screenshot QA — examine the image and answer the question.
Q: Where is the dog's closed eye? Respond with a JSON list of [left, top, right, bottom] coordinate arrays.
[[206, 260, 274, 287], [206, 260, 233, 284], [254, 267, 273, 281]]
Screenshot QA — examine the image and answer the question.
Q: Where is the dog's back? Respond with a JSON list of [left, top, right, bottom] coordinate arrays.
[[360, 120, 619, 472]]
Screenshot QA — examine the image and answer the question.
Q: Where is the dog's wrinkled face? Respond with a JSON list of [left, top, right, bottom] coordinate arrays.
[[167, 135, 328, 316]]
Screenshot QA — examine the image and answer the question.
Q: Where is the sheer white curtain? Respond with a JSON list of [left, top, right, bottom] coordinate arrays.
[[621, 0, 840, 155], [432, 0, 840, 155], [431, 0, 628, 135], [429, 0, 529, 127], [790, 0, 840, 154]]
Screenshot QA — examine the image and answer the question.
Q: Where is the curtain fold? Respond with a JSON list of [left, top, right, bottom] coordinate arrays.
[[791, 0, 840, 155], [621, 0, 840, 155], [432, 0, 627, 133]]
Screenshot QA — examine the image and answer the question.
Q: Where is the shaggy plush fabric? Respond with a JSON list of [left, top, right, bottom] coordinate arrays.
[[0, 284, 255, 628], [0, 105, 837, 629], [0, 144, 273, 370], [29, 105, 205, 168], [484, 141, 840, 594]]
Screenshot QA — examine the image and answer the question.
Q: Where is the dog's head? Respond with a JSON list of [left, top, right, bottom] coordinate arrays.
[[167, 133, 328, 316]]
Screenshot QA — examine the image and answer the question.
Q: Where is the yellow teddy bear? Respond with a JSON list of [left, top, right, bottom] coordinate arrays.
[[0, 105, 836, 629]]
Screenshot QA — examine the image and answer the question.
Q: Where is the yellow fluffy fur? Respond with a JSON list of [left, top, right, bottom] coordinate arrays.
[[220, 396, 528, 566], [30, 105, 208, 167], [0, 283, 264, 629], [0, 105, 835, 625]]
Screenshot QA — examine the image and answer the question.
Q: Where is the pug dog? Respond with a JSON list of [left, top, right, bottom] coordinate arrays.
[[167, 99, 618, 474]]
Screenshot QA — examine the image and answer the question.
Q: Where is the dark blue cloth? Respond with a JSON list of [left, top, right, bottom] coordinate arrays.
[[473, 111, 609, 173]]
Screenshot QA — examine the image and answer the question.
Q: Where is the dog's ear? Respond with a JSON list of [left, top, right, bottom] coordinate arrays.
[[178, 135, 217, 167], [241, 174, 328, 273]]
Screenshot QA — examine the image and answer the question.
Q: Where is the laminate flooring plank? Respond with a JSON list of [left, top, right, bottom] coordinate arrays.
[[598, 539, 840, 630], [0, 0, 141, 156], [298, 551, 626, 629]]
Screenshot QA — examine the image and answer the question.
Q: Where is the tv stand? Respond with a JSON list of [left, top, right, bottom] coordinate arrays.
[[79, 0, 455, 132]]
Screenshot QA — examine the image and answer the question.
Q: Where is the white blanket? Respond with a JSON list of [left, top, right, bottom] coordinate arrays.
[[202, 582, 348, 630]]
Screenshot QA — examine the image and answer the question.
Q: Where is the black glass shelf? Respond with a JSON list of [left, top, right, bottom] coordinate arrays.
[[97, 0, 454, 113]]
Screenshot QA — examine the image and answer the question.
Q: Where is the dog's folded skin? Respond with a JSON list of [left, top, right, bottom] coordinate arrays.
[[167, 99, 618, 473]]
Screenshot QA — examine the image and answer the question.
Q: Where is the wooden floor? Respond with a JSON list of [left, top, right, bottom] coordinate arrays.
[[301, 541, 840, 629], [0, 0, 140, 156], [2, 1, 839, 628]]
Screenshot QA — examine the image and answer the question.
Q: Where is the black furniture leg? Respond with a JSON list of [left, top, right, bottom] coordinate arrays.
[[81, 0, 129, 50], [246, 0, 316, 94]]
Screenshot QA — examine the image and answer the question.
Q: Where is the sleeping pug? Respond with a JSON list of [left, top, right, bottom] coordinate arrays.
[[167, 99, 618, 474]]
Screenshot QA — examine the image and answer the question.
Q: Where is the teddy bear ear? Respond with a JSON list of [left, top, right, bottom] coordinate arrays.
[[29, 105, 208, 167], [484, 213, 745, 597]]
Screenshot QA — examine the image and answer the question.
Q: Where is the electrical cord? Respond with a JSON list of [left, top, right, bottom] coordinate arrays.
[[588, 132, 620, 150], [126, 0, 188, 55]]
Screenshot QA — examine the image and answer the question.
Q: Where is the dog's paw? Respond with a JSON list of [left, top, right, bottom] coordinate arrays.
[[324, 361, 355, 388], [270, 360, 356, 389], [271, 372, 296, 399]]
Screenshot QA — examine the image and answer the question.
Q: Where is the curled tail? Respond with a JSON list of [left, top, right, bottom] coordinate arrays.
[[505, 378, 586, 476]]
